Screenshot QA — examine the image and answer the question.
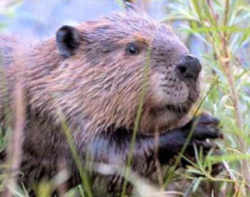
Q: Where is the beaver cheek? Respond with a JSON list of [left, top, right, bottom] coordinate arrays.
[[150, 73, 171, 106], [153, 82, 189, 106], [150, 72, 190, 106], [164, 83, 189, 105]]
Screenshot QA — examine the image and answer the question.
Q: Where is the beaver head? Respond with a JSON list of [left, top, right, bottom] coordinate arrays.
[[39, 8, 201, 136]]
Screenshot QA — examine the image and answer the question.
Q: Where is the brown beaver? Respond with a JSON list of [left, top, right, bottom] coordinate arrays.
[[0, 3, 222, 197]]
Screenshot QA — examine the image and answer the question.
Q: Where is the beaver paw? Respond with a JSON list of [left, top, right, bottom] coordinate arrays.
[[158, 113, 223, 170], [182, 112, 223, 156], [180, 113, 223, 175]]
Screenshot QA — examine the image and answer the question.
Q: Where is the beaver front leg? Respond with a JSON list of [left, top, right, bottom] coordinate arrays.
[[83, 113, 223, 195], [87, 113, 222, 166]]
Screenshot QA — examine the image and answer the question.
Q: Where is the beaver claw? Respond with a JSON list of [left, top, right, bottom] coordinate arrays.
[[158, 113, 223, 166], [182, 112, 223, 140]]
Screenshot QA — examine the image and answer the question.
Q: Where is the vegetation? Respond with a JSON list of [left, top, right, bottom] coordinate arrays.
[[0, 0, 249, 196], [163, 0, 250, 196]]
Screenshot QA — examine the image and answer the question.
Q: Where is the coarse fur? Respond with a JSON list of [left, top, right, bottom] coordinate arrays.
[[25, 12, 198, 137], [0, 7, 222, 197]]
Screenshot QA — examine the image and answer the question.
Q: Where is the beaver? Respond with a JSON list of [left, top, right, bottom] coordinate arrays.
[[0, 3, 222, 197]]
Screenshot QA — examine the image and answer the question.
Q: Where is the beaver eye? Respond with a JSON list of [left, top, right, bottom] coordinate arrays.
[[126, 43, 140, 55]]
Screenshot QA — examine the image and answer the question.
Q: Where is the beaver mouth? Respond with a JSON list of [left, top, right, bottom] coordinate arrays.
[[165, 103, 190, 115], [164, 80, 199, 115]]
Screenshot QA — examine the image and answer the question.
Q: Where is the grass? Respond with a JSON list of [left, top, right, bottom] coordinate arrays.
[[0, 0, 250, 196]]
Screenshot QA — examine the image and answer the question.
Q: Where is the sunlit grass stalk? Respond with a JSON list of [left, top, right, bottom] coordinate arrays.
[[4, 80, 25, 197], [121, 48, 151, 197], [209, 0, 250, 189], [59, 114, 93, 197]]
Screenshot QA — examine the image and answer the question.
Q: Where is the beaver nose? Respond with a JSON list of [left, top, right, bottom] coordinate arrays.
[[176, 55, 201, 80]]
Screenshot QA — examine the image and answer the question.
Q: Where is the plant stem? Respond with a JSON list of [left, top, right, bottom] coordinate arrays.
[[219, 0, 250, 191]]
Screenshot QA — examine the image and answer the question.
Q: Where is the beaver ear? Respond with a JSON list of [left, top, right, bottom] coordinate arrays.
[[56, 25, 81, 58], [123, 0, 136, 11], [123, 0, 145, 13]]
